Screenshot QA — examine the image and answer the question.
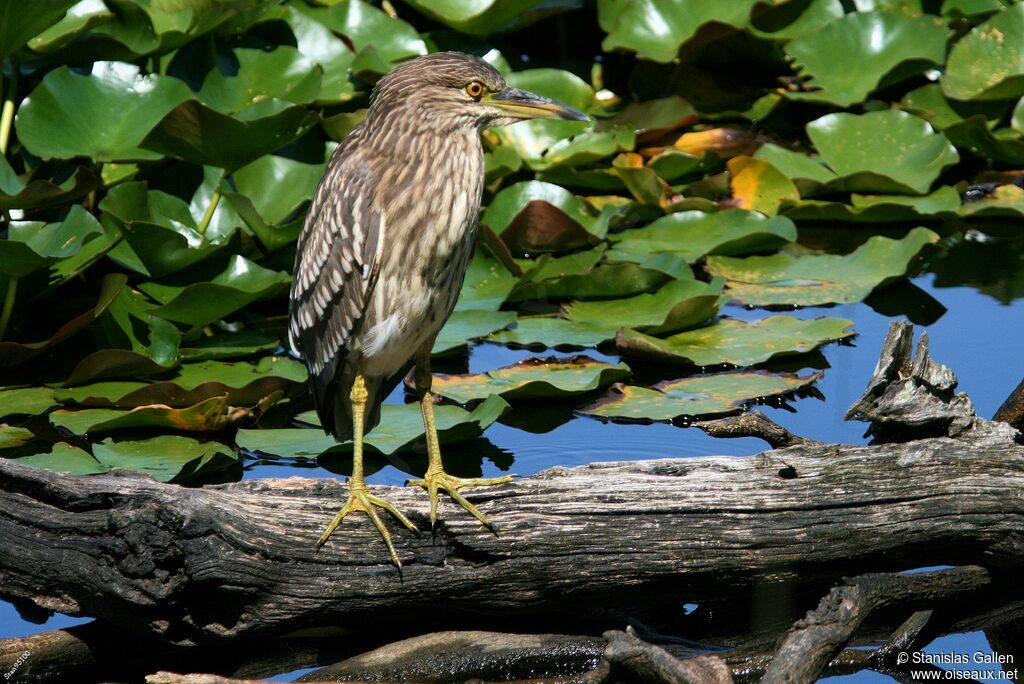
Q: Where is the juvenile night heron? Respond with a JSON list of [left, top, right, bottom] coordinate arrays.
[[289, 52, 587, 567]]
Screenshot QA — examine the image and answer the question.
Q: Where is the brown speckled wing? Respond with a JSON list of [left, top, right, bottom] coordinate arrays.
[[288, 143, 383, 437]]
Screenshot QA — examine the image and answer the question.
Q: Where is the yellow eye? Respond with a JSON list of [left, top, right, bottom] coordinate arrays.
[[466, 81, 484, 99]]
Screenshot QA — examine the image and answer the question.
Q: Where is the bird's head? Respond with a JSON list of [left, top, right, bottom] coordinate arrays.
[[368, 52, 588, 131]]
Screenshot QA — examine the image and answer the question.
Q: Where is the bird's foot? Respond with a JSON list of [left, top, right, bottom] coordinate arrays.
[[407, 469, 514, 531], [317, 479, 418, 569]]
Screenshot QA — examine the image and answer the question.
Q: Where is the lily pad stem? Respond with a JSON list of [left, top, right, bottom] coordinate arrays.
[[0, 60, 17, 155], [197, 190, 221, 235], [0, 276, 18, 340]]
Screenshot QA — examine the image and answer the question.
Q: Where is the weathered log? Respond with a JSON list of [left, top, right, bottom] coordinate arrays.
[[1, 428, 1023, 649]]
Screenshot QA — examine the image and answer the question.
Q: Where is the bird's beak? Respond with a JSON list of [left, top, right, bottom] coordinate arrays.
[[484, 87, 589, 121]]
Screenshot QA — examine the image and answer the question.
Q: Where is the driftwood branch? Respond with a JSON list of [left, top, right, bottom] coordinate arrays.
[[1, 430, 1022, 649], [694, 411, 821, 448]]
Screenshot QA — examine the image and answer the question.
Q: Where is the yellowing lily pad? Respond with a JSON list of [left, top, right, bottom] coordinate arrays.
[[943, 3, 1024, 101], [705, 227, 939, 306], [237, 394, 510, 458], [430, 356, 631, 404], [50, 393, 281, 435], [616, 315, 855, 367], [728, 156, 799, 216], [579, 371, 824, 421], [56, 356, 306, 408]]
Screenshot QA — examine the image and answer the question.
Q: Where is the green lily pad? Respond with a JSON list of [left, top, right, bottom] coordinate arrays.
[[807, 109, 960, 194], [141, 256, 290, 328], [564, 277, 728, 336], [0, 425, 35, 449], [454, 244, 520, 312], [195, 46, 322, 114], [599, 0, 761, 63], [179, 330, 281, 362], [27, 0, 113, 53], [309, 0, 427, 74], [958, 184, 1024, 218], [91, 435, 237, 483], [607, 210, 798, 263], [99, 181, 230, 278], [237, 394, 510, 458], [16, 62, 192, 161], [50, 393, 278, 435], [0, 386, 57, 420], [232, 152, 330, 226], [141, 99, 319, 172], [432, 310, 517, 356], [0, 0, 77, 59], [509, 247, 692, 302], [274, 4, 355, 104], [13, 443, 109, 476], [616, 315, 855, 367], [781, 187, 961, 222], [489, 116, 633, 172], [486, 316, 616, 349], [482, 181, 611, 255], [0, 161, 99, 212], [431, 356, 631, 404], [600, 96, 699, 143], [579, 371, 824, 421], [705, 227, 939, 307], [400, 0, 576, 35], [943, 3, 1024, 101], [783, 11, 947, 107], [56, 356, 306, 408]]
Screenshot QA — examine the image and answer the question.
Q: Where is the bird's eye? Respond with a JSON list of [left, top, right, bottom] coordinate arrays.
[[465, 81, 484, 99]]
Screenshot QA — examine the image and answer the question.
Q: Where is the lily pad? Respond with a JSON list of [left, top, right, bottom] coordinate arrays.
[[487, 316, 616, 349], [727, 156, 799, 216], [91, 435, 237, 483], [781, 187, 961, 222], [141, 256, 291, 328], [12, 443, 109, 476], [509, 248, 692, 302], [0, 387, 58, 420], [579, 371, 824, 421], [195, 46, 322, 114], [454, 245, 519, 312], [0, 161, 98, 212], [616, 315, 855, 367], [16, 62, 192, 161], [807, 109, 960, 194], [236, 394, 509, 458], [705, 227, 940, 306], [179, 330, 281, 362], [401, 0, 576, 35], [232, 152, 330, 226], [55, 356, 306, 408], [599, 0, 761, 63], [942, 3, 1024, 101], [607, 210, 797, 263], [489, 119, 633, 172], [0, 425, 35, 449], [432, 310, 517, 356], [430, 356, 631, 404], [783, 11, 947, 107], [0, 0, 77, 59], [482, 181, 611, 255], [50, 393, 279, 435], [141, 99, 319, 172], [563, 277, 728, 335]]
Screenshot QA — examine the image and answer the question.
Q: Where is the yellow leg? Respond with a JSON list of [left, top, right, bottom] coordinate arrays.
[[406, 355, 513, 529], [317, 372, 418, 568]]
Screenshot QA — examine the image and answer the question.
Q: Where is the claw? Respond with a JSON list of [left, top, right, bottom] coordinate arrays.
[[317, 481, 419, 569], [408, 471, 514, 531]]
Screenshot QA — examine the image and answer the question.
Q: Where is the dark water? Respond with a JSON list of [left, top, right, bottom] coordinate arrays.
[[2, 272, 1022, 683]]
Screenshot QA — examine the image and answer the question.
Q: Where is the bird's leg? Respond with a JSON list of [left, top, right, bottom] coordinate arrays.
[[317, 372, 418, 568], [407, 352, 513, 529]]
